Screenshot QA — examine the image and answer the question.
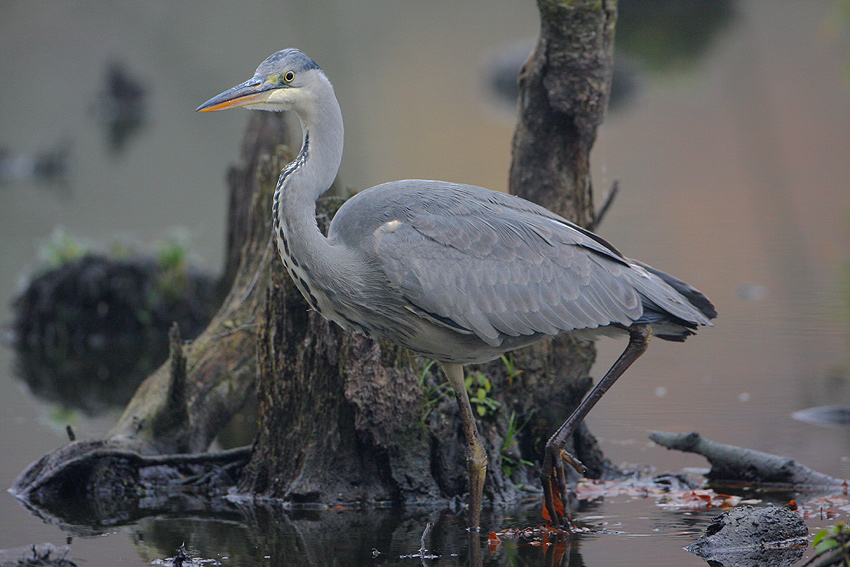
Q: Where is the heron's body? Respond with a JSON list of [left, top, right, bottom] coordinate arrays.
[[198, 49, 715, 530], [304, 178, 710, 363]]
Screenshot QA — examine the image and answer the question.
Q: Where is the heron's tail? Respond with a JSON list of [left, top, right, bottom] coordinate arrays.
[[628, 261, 717, 342]]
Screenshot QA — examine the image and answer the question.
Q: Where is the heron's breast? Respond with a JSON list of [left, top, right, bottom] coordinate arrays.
[[274, 225, 335, 319]]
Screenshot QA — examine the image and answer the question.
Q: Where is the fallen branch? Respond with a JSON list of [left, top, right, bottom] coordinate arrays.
[[650, 430, 845, 487], [12, 442, 250, 529]]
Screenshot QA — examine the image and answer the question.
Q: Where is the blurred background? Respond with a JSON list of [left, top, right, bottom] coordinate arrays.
[[1, 1, 849, 565]]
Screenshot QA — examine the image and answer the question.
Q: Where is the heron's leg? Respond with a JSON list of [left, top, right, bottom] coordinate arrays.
[[442, 362, 487, 532], [543, 324, 652, 526]]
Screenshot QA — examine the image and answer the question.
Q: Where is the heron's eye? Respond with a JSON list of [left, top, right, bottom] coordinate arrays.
[[283, 71, 295, 83]]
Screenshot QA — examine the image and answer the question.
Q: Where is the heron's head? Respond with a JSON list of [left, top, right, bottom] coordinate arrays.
[[197, 49, 327, 114]]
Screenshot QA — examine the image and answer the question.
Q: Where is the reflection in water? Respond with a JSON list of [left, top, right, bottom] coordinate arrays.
[[90, 504, 587, 567]]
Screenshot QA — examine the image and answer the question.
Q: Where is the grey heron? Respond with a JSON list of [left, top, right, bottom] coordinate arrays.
[[197, 48, 716, 530]]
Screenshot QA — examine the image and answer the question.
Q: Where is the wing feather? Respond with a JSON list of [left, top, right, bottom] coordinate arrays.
[[361, 182, 647, 347]]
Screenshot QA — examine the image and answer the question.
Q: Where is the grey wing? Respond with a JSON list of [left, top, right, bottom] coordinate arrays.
[[369, 187, 644, 347]]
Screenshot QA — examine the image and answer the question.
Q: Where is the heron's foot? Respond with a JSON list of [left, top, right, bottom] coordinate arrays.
[[542, 444, 571, 527], [466, 443, 487, 532], [541, 442, 588, 527]]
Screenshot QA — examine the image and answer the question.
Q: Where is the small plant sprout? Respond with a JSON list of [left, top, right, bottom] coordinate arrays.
[[806, 523, 850, 567], [417, 359, 451, 423], [465, 371, 501, 417], [500, 354, 523, 384], [38, 226, 88, 268], [501, 410, 535, 477]]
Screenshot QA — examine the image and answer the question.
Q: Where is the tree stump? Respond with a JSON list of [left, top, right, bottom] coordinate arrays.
[[236, 0, 620, 506]]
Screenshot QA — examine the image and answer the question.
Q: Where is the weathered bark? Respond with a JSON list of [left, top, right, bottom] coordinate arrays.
[[236, 235, 438, 502], [510, 0, 617, 224], [105, 113, 291, 454], [13, 441, 250, 528], [218, 113, 298, 299]]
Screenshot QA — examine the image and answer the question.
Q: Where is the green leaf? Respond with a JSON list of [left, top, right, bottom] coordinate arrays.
[[815, 537, 840, 554]]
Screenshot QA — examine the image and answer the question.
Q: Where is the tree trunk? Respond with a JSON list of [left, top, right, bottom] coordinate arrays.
[[236, 244, 440, 502], [510, 0, 616, 222], [499, 0, 619, 479], [106, 113, 293, 454]]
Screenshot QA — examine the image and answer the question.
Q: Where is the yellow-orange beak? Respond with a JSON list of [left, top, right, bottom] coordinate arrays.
[[196, 77, 274, 112]]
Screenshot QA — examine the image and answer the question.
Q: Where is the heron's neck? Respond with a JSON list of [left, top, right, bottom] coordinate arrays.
[[275, 84, 343, 214], [272, 87, 345, 284], [292, 90, 344, 200]]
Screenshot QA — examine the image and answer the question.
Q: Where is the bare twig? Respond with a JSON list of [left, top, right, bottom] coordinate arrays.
[[399, 522, 438, 563], [419, 521, 434, 558], [592, 180, 619, 229]]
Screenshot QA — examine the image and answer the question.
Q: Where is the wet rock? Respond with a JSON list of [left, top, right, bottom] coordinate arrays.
[[686, 505, 808, 567]]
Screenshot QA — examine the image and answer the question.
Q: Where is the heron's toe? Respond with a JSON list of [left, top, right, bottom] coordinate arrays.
[[560, 448, 586, 475]]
